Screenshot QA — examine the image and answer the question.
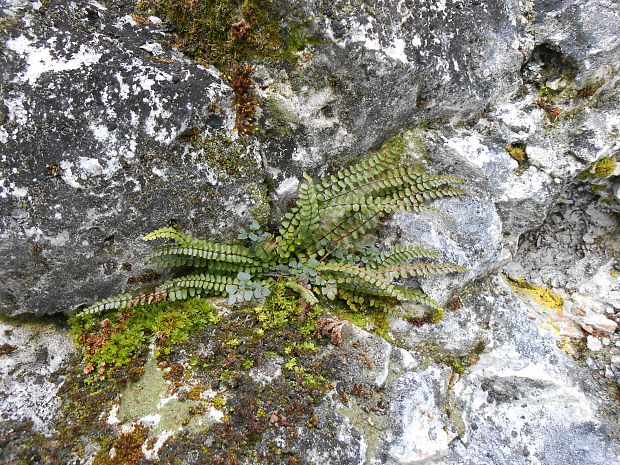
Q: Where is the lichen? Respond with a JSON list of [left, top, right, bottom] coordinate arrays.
[[504, 274, 564, 311]]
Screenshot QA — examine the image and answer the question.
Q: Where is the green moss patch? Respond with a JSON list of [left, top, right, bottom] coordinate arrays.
[[593, 156, 617, 178], [70, 297, 219, 376], [135, 0, 319, 134], [505, 143, 527, 164], [135, 0, 315, 69]]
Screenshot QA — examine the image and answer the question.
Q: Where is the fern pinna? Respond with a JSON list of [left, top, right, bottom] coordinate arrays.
[[77, 142, 466, 317]]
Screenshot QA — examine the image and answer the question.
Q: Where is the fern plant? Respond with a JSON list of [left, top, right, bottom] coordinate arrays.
[[77, 141, 466, 317]]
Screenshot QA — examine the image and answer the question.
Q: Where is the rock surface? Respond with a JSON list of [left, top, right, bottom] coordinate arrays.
[[0, 0, 264, 316], [0, 0, 619, 464], [0, 315, 75, 435]]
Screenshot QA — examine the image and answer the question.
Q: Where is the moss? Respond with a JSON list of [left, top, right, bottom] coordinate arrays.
[[136, 0, 315, 69], [333, 303, 391, 340], [191, 130, 259, 176], [504, 275, 564, 311], [252, 281, 305, 330], [264, 95, 295, 137], [0, 14, 21, 33], [248, 182, 272, 224], [405, 307, 445, 326], [505, 143, 527, 164], [593, 156, 617, 178], [135, 0, 318, 134], [93, 424, 149, 465], [69, 297, 219, 376]]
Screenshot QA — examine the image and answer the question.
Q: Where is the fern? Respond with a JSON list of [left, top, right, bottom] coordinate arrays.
[[77, 138, 466, 318]]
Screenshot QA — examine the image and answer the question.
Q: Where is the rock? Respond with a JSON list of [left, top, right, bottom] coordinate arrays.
[[386, 366, 455, 464], [0, 315, 75, 435], [587, 335, 604, 352], [318, 322, 392, 388], [582, 313, 618, 335], [0, 1, 264, 316], [0, 0, 619, 462], [389, 196, 507, 304]]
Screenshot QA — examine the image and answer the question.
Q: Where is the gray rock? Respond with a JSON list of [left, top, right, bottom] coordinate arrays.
[[0, 1, 264, 316], [0, 315, 75, 434]]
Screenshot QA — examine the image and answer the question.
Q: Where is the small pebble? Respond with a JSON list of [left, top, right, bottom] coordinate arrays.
[[587, 335, 603, 352]]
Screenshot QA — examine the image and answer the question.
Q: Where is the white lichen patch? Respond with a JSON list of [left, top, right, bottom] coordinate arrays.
[[142, 430, 173, 460], [263, 82, 337, 131], [275, 176, 300, 198], [446, 133, 494, 169], [5, 35, 103, 85], [0, 317, 76, 434], [497, 166, 550, 202], [344, 16, 410, 64], [388, 366, 455, 464]]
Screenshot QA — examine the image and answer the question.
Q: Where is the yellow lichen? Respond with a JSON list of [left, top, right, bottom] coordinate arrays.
[[504, 275, 564, 311]]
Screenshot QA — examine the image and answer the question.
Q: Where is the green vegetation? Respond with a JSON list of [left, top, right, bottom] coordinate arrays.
[[505, 143, 527, 163], [70, 298, 219, 374], [593, 156, 617, 178], [77, 134, 466, 320], [134, 0, 319, 133], [135, 0, 314, 68]]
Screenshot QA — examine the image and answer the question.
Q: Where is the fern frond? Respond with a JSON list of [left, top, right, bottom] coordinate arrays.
[[376, 263, 467, 279], [76, 289, 168, 317], [277, 174, 321, 256], [317, 142, 401, 199], [295, 174, 321, 245], [283, 279, 319, 306], [319, 210, 383, 244], [143, 227, 201, 246], [162, 272, 238, 300], [368, 245, 438, 268], [146, 255, 265, 275], [336, 286, 396, 311], [323, 170, 464, 203], [146, 243, 260, 265], [390, 286, 443, 311], [316, 262, 403, 299], [325, 194, 442, 215]]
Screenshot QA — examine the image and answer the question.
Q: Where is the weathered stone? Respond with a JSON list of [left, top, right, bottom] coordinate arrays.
[[0, 0, 619, 463], [0, 0, 264, 316], [0, 315, 75, 435], [588, 335, 604, 352]]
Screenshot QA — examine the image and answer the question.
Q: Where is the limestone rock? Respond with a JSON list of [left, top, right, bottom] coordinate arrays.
[[0, 1, 263, 316], [0, 315, 75, 435]]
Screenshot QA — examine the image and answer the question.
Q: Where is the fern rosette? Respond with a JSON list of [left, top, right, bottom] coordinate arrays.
[[76, 140, 466, 318]]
